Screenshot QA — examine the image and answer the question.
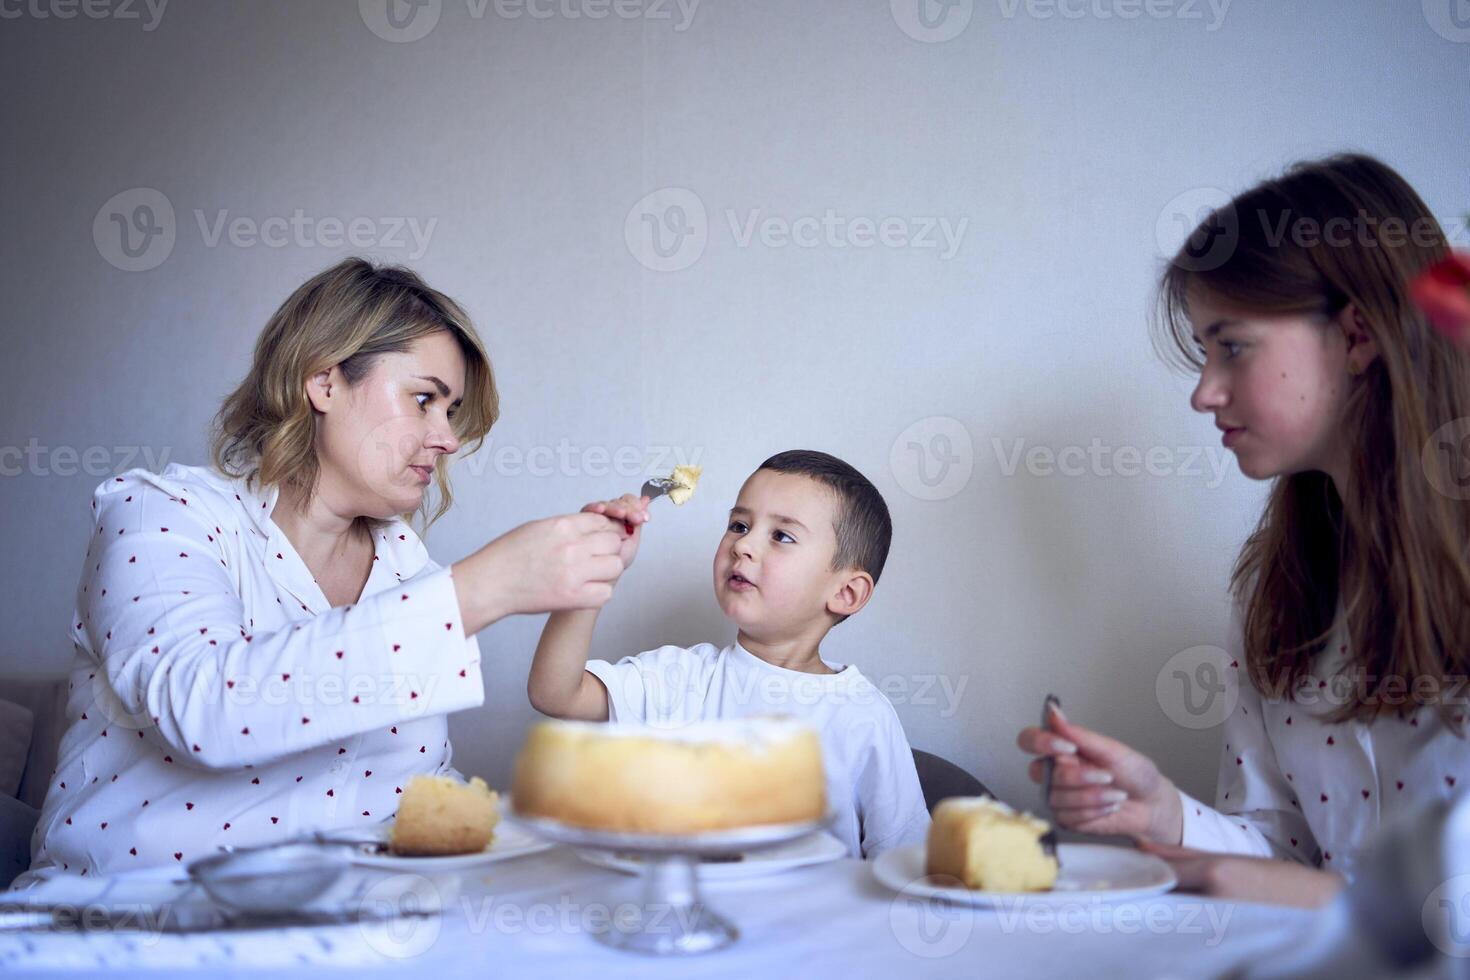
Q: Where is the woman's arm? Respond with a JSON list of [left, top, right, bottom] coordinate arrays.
[[450, 512, 629, 634], [82, 480, 484, 770]]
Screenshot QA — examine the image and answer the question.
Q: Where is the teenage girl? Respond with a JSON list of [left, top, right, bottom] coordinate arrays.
[[1018, 154, 1470, 906]]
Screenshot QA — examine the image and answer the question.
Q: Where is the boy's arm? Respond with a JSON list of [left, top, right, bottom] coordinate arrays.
[[528, 608, 611, 721], [527, 492, 649, 722]]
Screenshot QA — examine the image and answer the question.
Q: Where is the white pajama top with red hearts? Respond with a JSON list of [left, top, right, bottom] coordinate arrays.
[[10, 463, 484, 888], [1178, 607, 1468, 882]]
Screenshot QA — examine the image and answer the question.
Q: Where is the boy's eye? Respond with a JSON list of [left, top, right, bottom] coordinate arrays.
[[772, 530, 795, 544], [728, 520, 748, 534], [1221, 341, 1244, 359]]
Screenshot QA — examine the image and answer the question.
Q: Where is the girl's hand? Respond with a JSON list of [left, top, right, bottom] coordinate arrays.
[[1139, 842, 1346, 908], [1017, 705, 1184, 845], [581, 493, 650, 569]]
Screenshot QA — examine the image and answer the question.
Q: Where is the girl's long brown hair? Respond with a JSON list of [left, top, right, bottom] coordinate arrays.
[[1155, 154, 1470, 729]]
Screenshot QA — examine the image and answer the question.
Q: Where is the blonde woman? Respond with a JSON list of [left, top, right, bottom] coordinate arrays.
[[14, 259, 635, 885]]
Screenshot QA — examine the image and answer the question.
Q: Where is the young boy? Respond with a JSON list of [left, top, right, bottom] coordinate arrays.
[[528, 450, 930, 858]]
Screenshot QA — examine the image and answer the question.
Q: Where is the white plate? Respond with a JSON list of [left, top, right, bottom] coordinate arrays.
[[573, 830, 848, 881], [873, 843, 1177, 906], [348, 818, 553, 872]]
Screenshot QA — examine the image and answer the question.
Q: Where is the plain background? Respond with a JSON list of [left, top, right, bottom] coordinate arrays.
[[2, 0, 1467, 813]]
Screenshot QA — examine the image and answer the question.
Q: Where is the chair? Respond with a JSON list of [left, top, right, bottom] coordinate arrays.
[[0, 676, 67, 889], [0, 795, 39, 889], [911, 748, 994, 813]]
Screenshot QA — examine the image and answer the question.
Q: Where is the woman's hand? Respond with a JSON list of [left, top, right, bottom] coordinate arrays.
[[454, 512, 628, 632], [581, 493, 650, 569], [1140, 842, 1346, 908], [1017, 705, 1184, 845]]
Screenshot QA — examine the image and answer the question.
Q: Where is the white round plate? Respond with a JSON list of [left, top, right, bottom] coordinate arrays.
[[574, 829, 848, 881], [873, 843, 1177, 906], [349, 818, 552, 872]]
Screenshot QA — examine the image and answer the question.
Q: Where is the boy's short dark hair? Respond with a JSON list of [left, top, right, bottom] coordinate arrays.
[[757, 450, 892, 584]]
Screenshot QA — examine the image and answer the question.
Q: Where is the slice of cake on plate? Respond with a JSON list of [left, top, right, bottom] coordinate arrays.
[[390, 775, 500, 856], [926, 796, 1059, 891]]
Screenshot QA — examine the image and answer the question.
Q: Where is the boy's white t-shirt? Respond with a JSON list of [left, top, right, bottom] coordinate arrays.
[[584, 642, 931, 859]]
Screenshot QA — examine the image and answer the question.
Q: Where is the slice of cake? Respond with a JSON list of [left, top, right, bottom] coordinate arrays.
[[511, 717, 825, 834], [667, 464, 702, 505], [389, 775, 500, 856], [926, 796, 1059, 892]]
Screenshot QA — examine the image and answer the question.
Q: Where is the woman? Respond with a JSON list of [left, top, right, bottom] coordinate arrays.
[[1018, 154, 1470, 907], [14, 259, 634, 884]]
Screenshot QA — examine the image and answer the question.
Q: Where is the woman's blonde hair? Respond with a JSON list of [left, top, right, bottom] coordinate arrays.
[[1154, 153, 1470, 730], [211, 257, 499, 533]]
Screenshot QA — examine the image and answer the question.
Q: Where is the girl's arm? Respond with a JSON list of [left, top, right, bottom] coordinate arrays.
[[1143, 842, 1346, 908], [1176, 671, 1315, 860], [1178, 603, 1320, 862], [1019, 604, 1319, 861]]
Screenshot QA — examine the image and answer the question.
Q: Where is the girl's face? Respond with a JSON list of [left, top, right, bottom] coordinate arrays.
[[1188, 292, 1358, 483], [313, 331, 466, 519]]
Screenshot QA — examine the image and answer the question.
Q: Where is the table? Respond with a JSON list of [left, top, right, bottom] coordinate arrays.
[[0, 846, 1317, 977]]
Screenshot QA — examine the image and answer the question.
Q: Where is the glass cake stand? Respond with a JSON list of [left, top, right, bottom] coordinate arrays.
[[509, 809, 832, 956]]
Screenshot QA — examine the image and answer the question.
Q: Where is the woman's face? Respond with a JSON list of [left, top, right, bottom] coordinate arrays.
[[313, 331, 466, 519], [1187, 291, 1352, 482]]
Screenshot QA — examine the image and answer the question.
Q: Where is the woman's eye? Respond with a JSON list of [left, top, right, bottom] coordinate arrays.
[[415, 393, 432, 411]]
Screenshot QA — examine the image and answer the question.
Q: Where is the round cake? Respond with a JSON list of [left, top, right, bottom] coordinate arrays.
[[510, 717, 826, 834]]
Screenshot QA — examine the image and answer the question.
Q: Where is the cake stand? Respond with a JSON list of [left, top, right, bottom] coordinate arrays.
[[509, 809, 832, 955]]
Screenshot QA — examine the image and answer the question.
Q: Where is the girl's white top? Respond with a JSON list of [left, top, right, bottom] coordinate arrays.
[[1180, 604, 1467, 881]]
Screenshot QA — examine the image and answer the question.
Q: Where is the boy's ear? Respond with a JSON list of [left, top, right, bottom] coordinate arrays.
[[1338, 303, 1379, 376], [827, 570, 875, 620]]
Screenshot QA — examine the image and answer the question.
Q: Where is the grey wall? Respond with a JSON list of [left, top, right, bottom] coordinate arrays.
[[2, 0, 1467, 811]]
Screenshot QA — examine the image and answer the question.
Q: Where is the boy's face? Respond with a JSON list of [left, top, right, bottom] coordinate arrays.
[[712, 469, 853, 641]]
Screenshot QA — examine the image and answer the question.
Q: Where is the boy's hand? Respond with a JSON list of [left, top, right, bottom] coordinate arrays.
[[581, 493, 651, 569]]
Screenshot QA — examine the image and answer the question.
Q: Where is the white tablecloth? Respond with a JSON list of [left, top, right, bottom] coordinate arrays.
[[1, 846, 1317, 977]]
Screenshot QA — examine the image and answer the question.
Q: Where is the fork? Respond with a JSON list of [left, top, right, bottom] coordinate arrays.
[[640, 477, 681, 501], [1039, 693, 1061, 857]]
